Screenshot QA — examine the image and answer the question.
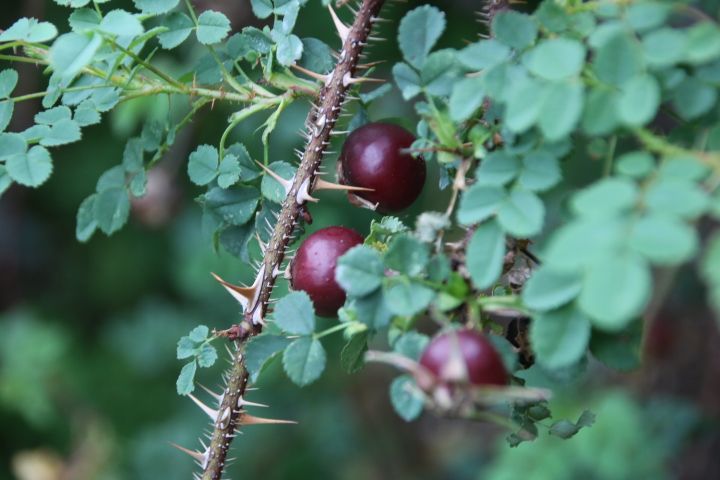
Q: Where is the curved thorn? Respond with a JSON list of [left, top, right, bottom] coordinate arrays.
[[314, 178, 373, 192], [188, 393, 219, 420], [328, 5, 351, 42]]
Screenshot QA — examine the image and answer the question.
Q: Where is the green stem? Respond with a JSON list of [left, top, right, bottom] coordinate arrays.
[[314, 322, 352, 340], [107, 39, 186, 90], [634, 128, 720, 171], [219, 100, 280, 159], [603, 135, 617, 177]]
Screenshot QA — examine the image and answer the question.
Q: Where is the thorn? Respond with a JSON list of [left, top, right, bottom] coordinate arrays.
[[254, 160, 293, 194], [328, 5, 351, 43], [291, 64, 330, 83], [170, 443, 207, 465], [239, 397, 269, 408], [240, 413, 297, 426], [356, 60, 386, 70], [314, 178, 373, 193], [211, 272, 255, 309], [199, 384, 223, 403], [296, 177, 319, 203], [188, 393, 219, 420], [256, 232, 267, 254]]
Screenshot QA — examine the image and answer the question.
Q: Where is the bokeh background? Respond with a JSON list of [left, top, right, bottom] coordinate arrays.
[[2, 1, 720, 479]]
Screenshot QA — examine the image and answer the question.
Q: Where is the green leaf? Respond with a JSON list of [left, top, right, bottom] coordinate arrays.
[[39, 119, 82, 147], [359, 84, 392, 105], [497, 188, 544, 237], [522, 268, 582, 312], [75, 194, 97, 242], [217, 154, 241, 189], [615, 151, 654, 178], [176, 336, 196, 360], [352, 290, 393, 329], [578, 254, 652, 331], [34, 106, 71, 125], [544, 217, 627, 273], [99, 10, 144, 37], [0, 166, 11, 197], [157, 12, 194, 49], [457, 184, 504, 225], [593, 32, 643, 86], [276, 34, 303, 66], [549, 411, 595, 439], [121, 138, 144, 173], [492, 10, 537, 50], [642, 28, 686, 68], [49, 32, 103, 85], [420, 49, 460, 96], [6, 146, 53, 187], [390, 375, 424, 422], [187, 144, 219, 186], [537, 80, 584, 141], [0, 133, 27, 161], [384, 235, 429, 277], [282, 337, 326, 386], [517, 150, 561, 191], [618, 74, 660, 126], [672, 77, 717, 120], [658, 156, 709, 181], [0, 69, 19, 99], [458, 39, 510, 70], [0, 17, 58, 43], [582, 87, 619, 136], [176, 360, 197, 395], [96, 166, 124, 192], [466, 219, 505, 290], [336, 245, 385, 296], [505, 76, 543, 133], [449, 77, 485, 123], [196, 344, 217, 367], [341, 331, 369, 374], [393, 331, 429, 361], [260, 160, 295, 203], [525, 38, 585, 80], [571, 177, 638, 219], [133, 0, 179, 15], [69, 8, 101, 33], [196, 10, 230, 45], [629, 214, 697, 265], [589, 320, 643, 371], [685, 22, 720, 65], [384, 277, 434, 316], [226, 142, 260, 182], [392, 62, 421, 100], [531, 304, 591, 369], [188, 325, 209, 342], [201, 186, 260, 226], [398, 5, 446, 69], [299, 38, 335, 74], [245, 334, 292, 382], [274, 291, 315, 335], [94, 187, 130, 235], [626, 1, 670, 32], [74, 100, 101, 126], [476, 151, 519, 186], [645, 179, 708, 219], [0, 101, 13, 132]]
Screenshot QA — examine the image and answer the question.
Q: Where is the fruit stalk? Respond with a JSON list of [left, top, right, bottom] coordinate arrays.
[[198, 1, 386, 479]]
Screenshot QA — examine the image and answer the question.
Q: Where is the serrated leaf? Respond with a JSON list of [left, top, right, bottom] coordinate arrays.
[[352, 290, 393, 329], [201, 186, 259, 226], [384, 235, 429, 277], [449, 76, 485, 122], [176, 336, 196, 360], [39, 119, 81, 146], [276, 34, 303, 66], [6, 146, 52, 187], [384, 277, 434, 317], [69, 8, 101, 33], [260, 160, 295, 203], [390, 375, 424, 422], [0, 69, 19, 99], [497, 188, 544, 237], [517, 150, 561, 191], [336, 245, 385, 296], [537, 80, 584, 141], [341, 331, 368, 373], [274, 291, 315, 335], [457, 184, 505, 225], [0, 101, 13, 132], [74, 100, 101, 126], [0, 17, 58, 43], [629, 214, 697, 265], [49, 32, 103, 85], [523, 267, 582, 311], [176, 360, 197, 395], [158, 11, 194, 49], [571, 177, 638, 219], [578, 254, 651, 331], [133, 0, 179, 15], [196, 343, 217, 367], [525, 38, 585, 80], [392, 62, 421, 100], [618, 74, 660, 127], [75, 194, 97, 242], [245, 334, 292, 382], [188, 325, 209, 342], [476, 151, 519, 186], [187, 144, 219, 186], [531, 304, 591, 370], [0, 133, 27, 161], [94, 187, 130, 235], [492, 10, 537, 50], [99, 10, 144, 37], [398, 5, 446, 69], [282, 337, 326, 386], [299, 37, 335, 74], [196, 10, 230, 45], [466, 219, 505, 289], [458, 39, 510, 70], [0, 166, 11, 197], [393, 331, 429, 361], [217, 154, 241, 188]]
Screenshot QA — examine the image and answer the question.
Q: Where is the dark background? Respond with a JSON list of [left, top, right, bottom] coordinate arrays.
[[1, 1, 719, 479]]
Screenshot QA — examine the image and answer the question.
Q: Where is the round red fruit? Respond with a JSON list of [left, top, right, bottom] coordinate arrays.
[[290, 226, 364, 317], [339, 122, 425, 213], [419, 329, 508, 387]]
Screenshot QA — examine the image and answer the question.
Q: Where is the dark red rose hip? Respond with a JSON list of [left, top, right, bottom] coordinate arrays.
[[419, 329, 508, 387], [290, 226, 364, 317], [339, 122, 425, 213]]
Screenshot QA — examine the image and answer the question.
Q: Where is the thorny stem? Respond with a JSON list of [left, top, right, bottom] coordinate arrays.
[[199, 2, 387, 479]]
